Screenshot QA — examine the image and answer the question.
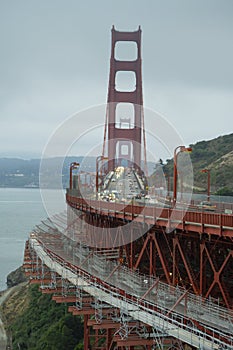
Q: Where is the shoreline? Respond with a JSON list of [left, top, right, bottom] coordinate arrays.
[[0, 286, 16, 349], [0, 282, 28, 349]]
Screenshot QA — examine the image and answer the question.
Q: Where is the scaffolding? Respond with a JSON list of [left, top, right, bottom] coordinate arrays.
[[24, 214, 233, 350]]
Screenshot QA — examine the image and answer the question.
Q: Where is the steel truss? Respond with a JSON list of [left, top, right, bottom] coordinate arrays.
[[67, 204, 233, 308], [23, 223, 233, 350]]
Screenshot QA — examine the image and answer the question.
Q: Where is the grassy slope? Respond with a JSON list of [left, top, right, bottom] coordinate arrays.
[[163, 133, 233, 194], [2, 283, 83, 350]]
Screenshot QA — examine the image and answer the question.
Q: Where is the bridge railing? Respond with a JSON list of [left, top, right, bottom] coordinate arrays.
[[66, 194, 233, 234]]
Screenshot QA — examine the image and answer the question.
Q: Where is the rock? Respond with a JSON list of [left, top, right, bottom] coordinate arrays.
[[6, 266, 27, 288]]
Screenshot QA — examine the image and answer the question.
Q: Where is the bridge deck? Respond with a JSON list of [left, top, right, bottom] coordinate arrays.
[[67, 195, 233, 237]]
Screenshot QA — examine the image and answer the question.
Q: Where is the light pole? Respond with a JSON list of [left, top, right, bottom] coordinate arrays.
[[96, 156, 108, 198], [69, 162, 80, 189], [173, 146, 192, 205], [165, 173, 170, 199], [177, 171, 184, 201], [201, 168, 211, 201]]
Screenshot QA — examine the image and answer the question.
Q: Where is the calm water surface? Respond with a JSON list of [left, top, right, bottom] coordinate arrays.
[[0, 188, 65, 291]]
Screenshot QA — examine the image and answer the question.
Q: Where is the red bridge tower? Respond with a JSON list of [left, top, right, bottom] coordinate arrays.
[[103, 26, 146, 174]]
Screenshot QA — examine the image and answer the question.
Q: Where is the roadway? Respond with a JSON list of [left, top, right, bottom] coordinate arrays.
[[97, 167, 232, 215], [100, 167, 144, 202]]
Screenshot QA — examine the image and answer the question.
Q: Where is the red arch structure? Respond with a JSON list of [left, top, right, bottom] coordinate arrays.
[[103, 26, 146, 175]]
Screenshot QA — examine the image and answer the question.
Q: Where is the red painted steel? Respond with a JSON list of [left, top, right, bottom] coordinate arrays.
[[66, 194, 233, 307], [24, 233, 233, 349], [104, 26, 144, 174], [66, 195, 233, 237]]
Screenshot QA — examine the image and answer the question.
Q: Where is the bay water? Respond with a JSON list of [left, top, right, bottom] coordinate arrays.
[[0, 188, 65, 291]]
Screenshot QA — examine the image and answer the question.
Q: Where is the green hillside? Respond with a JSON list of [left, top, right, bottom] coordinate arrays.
[[164, 133, 233, 195], [3, 284, 83, 350]]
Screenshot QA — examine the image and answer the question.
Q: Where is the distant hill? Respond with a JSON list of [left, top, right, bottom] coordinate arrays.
[[0, 158, 40, 188], [163, 133, 233, 195], [0, 157, 88, 188], [0, 156, 155, 189], [0, 133, 232, 194]]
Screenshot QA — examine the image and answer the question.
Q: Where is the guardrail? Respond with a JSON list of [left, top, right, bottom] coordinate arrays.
[[66, 194, 233, 237]]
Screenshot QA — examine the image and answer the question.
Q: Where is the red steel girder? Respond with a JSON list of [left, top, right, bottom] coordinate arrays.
[[133, 231, 172, 284], [202, 243, 233, 308], [173, 236, 199, 294], [66, 195, 233, 238]]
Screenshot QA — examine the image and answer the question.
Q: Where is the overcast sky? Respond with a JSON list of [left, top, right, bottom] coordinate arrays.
[[1, 0, 233, 159]]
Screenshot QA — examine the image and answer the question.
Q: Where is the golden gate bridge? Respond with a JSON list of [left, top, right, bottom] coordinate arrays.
[[24, 26, 233, 349]]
